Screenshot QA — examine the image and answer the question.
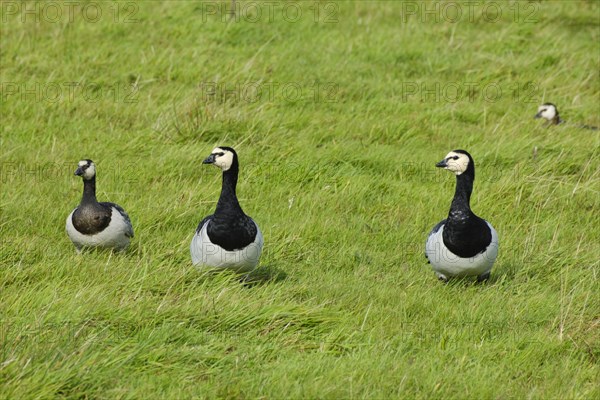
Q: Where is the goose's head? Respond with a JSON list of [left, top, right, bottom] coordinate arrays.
[[435, 150, 474, 176], [535, 103, 558, 121], [202, 147, 238, 172], [74, 159, 96, 180]]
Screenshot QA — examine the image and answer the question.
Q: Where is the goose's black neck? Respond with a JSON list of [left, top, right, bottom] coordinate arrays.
[[442, 165, 493, 258], [81, 177, 98, 204], [448, 171, 474, 219], [552, 114, 563, 125], [214, 163, 244, 216]]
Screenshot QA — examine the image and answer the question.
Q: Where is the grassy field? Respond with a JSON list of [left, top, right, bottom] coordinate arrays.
[[1, 0, 599, 398]]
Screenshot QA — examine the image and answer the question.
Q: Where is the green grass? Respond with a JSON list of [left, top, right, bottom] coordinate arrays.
[[1, 1, 599, 398]]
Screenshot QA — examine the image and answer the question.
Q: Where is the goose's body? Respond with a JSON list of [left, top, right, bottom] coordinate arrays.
[[426, 219, 498, 279], [425, 150, 499, 281], [535, 103, 598, 130], [190, 147, 263, 272], [66, 160, 133, 252], [191, 216, 263, 271]]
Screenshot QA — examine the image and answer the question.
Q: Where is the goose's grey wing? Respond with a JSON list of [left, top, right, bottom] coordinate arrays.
[[101, 202, 134, 238], [425, 219, 446, 263]]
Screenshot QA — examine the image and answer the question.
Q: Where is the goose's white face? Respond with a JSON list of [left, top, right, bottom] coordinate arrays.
[[536, 104, 557, 121], [441, 151, 470, 175], [76, 160, 96, 180], [210, 147, 234, 171]]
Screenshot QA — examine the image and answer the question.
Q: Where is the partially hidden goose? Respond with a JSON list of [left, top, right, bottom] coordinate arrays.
[[535, 103, 598, 130]]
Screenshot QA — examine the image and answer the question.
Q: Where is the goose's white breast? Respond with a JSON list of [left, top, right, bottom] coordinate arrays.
[[425, 222, 499, 277], [190, 220, 263, 272]]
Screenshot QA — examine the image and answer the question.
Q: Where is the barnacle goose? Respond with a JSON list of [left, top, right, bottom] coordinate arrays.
[[190, 147, 263, 272], [425, 150, 499, 282], [534, 103, 563, 126], [66, 159, 134, 252], [535, 103, 598, 130]]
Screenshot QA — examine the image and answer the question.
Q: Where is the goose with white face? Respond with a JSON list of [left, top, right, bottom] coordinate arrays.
[[425, 149, 498, 282], [535, 103, 557, 121], [435, 151, 470, 175], [191, 146, 263, 272], [534, 103, 599, 129], [203, 148, 234, 171], [67, 159, 134, 252], [75, 160, 96, 180]]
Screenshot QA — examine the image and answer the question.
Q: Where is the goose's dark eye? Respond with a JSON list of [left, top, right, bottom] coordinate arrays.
[[452, 156, 459, 160], [217, 152, 225, 157]]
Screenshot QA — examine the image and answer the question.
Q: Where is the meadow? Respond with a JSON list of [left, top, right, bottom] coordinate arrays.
[[1, 1, 599, 398]]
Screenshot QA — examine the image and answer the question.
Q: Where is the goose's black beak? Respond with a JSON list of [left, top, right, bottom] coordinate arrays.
[[74, 167, 84, 176], [435, 159, 447, 168], [534, 112, 542, 119], [202, 154, 216, 164]]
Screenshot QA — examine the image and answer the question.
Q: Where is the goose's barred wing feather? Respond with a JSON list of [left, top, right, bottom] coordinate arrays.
[[196, 215, 213, 234], [425, 219, 445, 263], [100, 202, 134, 238]]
